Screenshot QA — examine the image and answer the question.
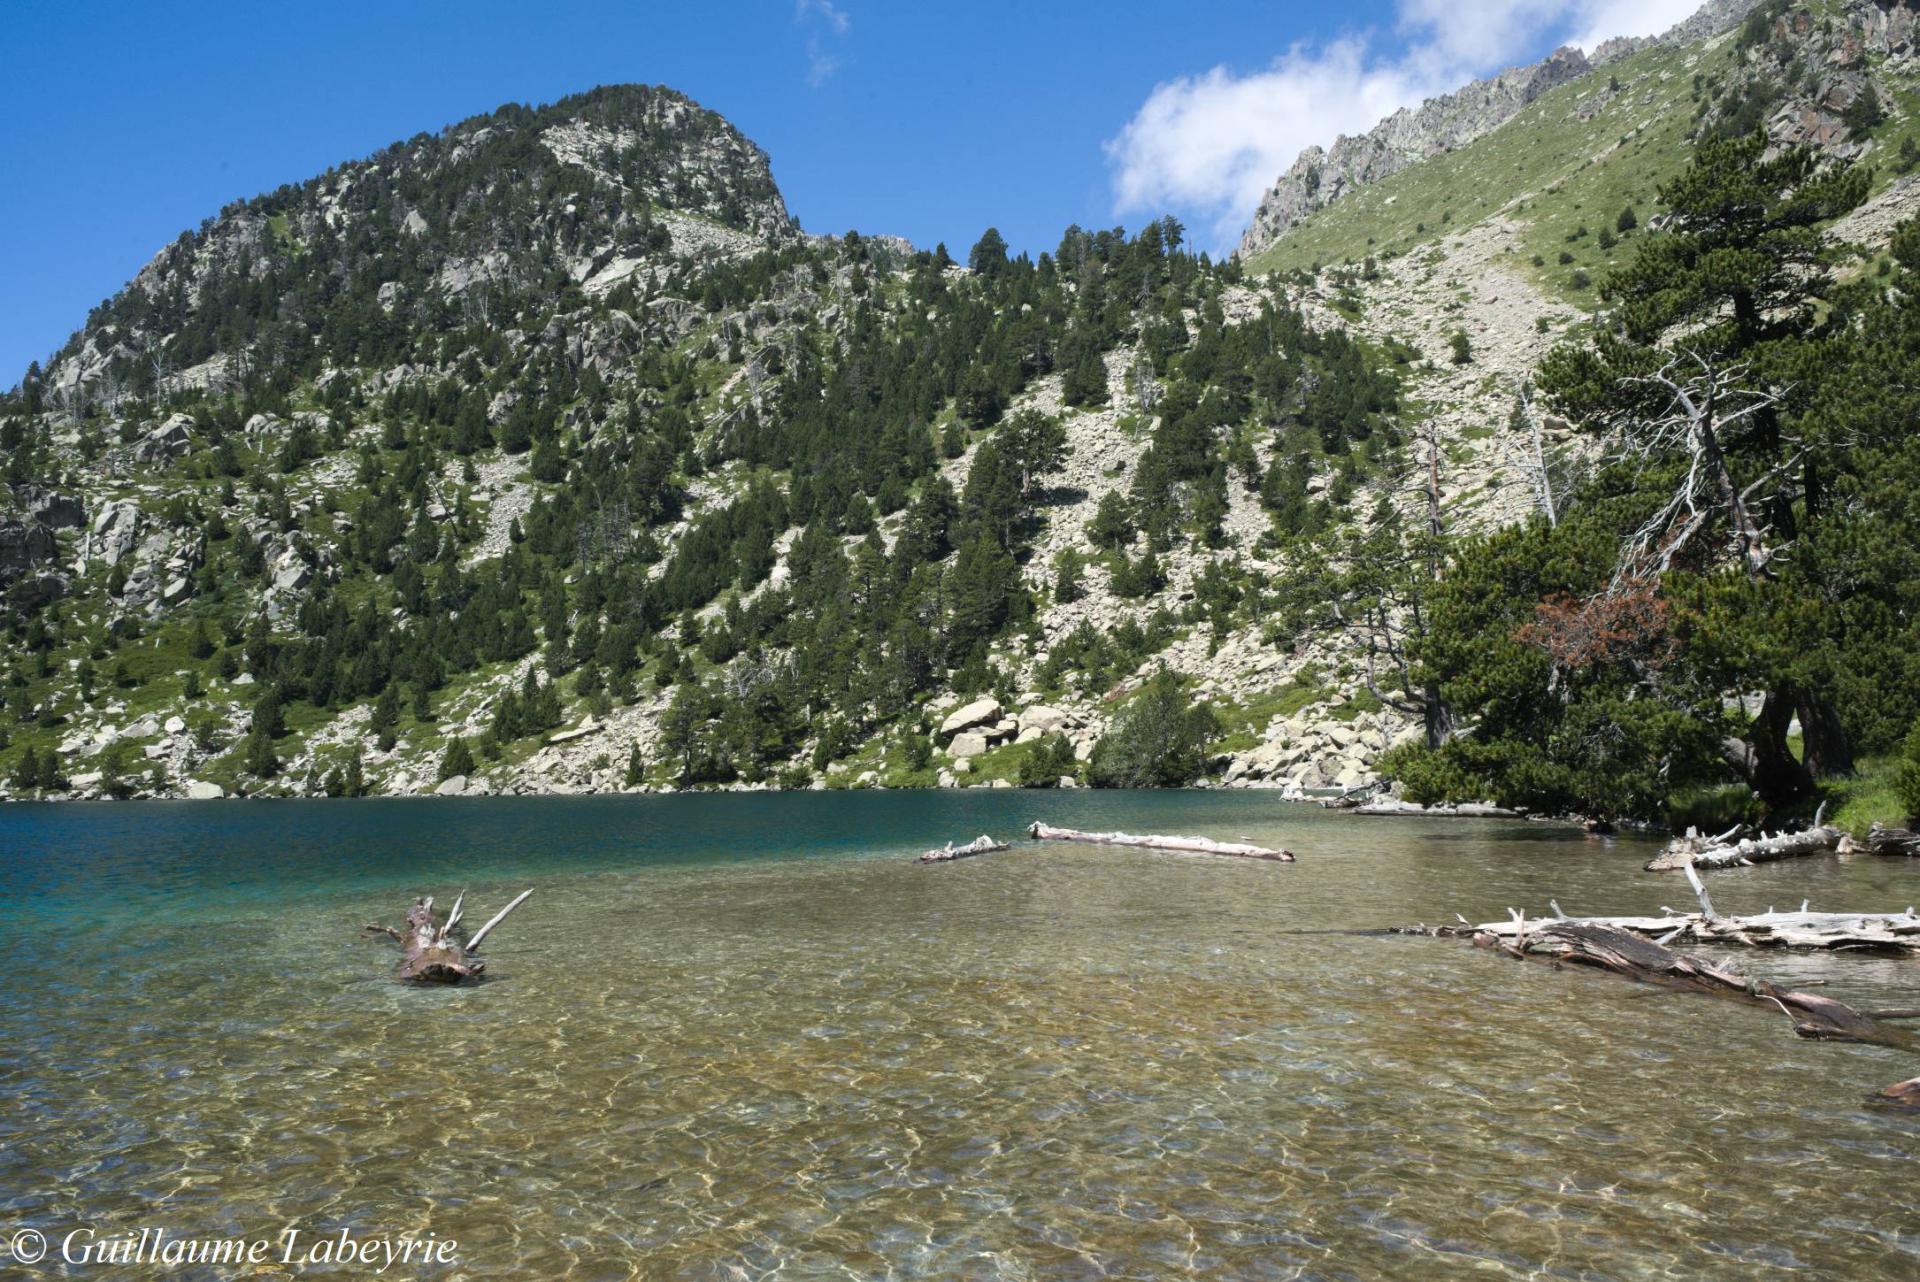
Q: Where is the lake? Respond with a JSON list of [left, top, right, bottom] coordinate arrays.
[[2, 791, 1916, 1279]]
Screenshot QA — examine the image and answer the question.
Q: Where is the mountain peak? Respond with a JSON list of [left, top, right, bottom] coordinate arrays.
[[41, 83, 797, 412]]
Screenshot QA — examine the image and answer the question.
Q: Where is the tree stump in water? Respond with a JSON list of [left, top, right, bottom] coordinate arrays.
[[364, 889, 533, 984]]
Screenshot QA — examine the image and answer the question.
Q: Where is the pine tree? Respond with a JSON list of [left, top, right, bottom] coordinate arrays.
[[253, 687, 286, 738], [1087, 491, 1134, 550], [438, 736, 476, 781], [13, 745, 39, 790], [245, 727, 279, 778], [946, 533, 1019, 655], [1087, 669, 1217, 788], [968, 227, 1008, 277], [1054, 548, 1085, 604]]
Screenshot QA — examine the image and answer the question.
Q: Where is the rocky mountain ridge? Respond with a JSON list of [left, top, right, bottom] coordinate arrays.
[[4, 78, 1437, 804], [1235, 0, 1767, 260], [41, 84, 797, 417]]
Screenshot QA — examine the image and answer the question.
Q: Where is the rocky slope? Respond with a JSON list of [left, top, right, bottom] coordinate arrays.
[[2, 81, 1433, 803]]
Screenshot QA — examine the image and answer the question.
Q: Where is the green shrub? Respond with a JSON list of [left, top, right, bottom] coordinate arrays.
[[1896, 718, 1920, 820], [1016, 734, 1078, 788]]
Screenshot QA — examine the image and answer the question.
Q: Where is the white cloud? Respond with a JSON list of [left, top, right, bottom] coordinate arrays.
[[796, 0, 851, 87], [1106, 0, 1702, 251], [797, 0, 849, 34], [804, 38, 841, 88]]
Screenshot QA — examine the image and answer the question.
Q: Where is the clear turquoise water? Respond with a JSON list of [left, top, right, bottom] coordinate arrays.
[[1, 792, 1917, 1279]]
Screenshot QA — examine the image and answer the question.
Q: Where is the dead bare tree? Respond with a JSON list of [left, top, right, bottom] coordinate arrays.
[[1611, 353, 1788, 585], [1306, 429, 1457, 750], [1513, 382, 1559, 528], [1602, 350, 1851, 790], [1130, 353, 1160, 412]]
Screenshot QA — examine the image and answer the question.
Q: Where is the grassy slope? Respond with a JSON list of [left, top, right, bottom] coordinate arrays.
[[1247, 23, 1920, 303], [1246, 38, 1723, 298]]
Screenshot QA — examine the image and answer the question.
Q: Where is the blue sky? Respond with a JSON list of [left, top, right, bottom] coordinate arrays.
[[0, 0, 1700, 384]]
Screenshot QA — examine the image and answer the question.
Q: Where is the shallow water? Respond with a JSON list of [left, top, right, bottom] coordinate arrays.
[[2, 792, 1916, 1280]]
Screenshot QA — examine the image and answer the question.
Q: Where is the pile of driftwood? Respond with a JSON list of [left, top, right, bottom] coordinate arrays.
[[1431, 865, 1920, 955], [917, 835, 1009, 864], [1424, 918, 1920, 1052], [1027, 822, 1293, 861], [1402, 868, 1920, 1108], [364, 889, 533, 983], [1863, 822, 1920, 857], [1647, 807, 1920, 872]]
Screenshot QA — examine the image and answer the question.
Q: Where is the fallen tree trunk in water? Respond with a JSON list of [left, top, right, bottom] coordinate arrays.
[[1401, 865, 1920, 954], [363, 888, 533, 983], [1400, 914, 1920, 1052], [1646, 812, 1844, 871], [1349, 799, 1525, 819], [1402, 884, 1920, 1108], [1457, 920, 1920, 1051], [1027, 822, 1293, 862], [918, 834, 1009, 864]]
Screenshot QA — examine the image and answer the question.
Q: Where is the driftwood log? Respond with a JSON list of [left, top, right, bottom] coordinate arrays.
[[1349, 799, 1524, 819], [1877, 1077, 1920, 1108], [364, 888, 533, 983], [918, 834, 1009, 864], [1027, 822, 1293, 862], [1411, 865, 1920, 954], [1647, 818, 1844, 871]]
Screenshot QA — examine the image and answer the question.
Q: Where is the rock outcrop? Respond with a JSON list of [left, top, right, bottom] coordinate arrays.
[[12, 485, 84, 529], [132, 413, 194, 465]]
